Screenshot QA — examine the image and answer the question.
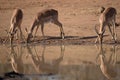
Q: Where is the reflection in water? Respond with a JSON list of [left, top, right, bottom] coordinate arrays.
[[26, 44, 65, 74], [0, 44, 120, 80], [96, 44, 118, 80], [1, 44, 65, 80], [9, 44, 25, 73]]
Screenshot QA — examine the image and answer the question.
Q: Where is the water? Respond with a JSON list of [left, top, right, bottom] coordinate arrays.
[[0, 44, 120, 80]]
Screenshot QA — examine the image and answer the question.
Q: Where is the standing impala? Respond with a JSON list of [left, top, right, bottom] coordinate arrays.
[[95, 7, 117, 44], [26, 9, 65, 43], [9, 8, 24, 44]]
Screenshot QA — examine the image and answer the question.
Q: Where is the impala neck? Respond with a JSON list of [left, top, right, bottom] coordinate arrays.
[[29, 20, 38, 34]]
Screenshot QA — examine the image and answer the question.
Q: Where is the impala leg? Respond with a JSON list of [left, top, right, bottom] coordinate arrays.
[[95, 23, 105, 44], [18, 25, 26, 43], [33, 25, 39, 40], [18, 26, 23, 40], [111, 14, 117, 43], [113, 21, 117, 42], [99, 23, 106, 44], [99, 34, 103, 45], [9, 23, 17, 44], [100, 28, 106, 44], [9, 24, 13, 34], [17, 19, 24, 42], [9, 25, 13, 44], [10, 35, 14, 44], [53, 20, 65, 39], [95, 31, 105, 44], [16, 29, 19, 40], [96, 35, 103, 44], [114, 15, 117, 42], [108, 24, 114, 40], [41, 23, 45, 39], [95, 24, 99, 43]]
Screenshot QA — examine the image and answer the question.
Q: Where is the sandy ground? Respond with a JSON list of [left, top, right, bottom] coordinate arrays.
[[0, 0, 120, 45]]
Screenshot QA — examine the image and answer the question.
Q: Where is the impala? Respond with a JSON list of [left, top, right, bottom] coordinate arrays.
[[95, 7, 117, 44], [26, 9, 65, 43], [9, 8, 24, 44]]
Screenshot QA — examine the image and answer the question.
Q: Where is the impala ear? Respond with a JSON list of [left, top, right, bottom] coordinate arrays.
[[98, 6, 105, 13], [100, 6, 105, 13]]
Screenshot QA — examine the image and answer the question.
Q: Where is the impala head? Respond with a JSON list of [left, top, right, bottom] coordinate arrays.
[[25, 28, 33, 43], [27, 33, 33, 43], [9, 28, 17, 44]]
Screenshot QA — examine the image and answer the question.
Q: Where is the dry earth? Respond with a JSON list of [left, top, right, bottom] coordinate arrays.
[[0, 0, 120, 45]]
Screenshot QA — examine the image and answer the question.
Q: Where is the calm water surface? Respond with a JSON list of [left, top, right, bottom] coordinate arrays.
[[0, 44, 120, 80]]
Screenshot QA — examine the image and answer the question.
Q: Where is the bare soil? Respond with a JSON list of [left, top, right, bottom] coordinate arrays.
[[0, 0, 120, 45]]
